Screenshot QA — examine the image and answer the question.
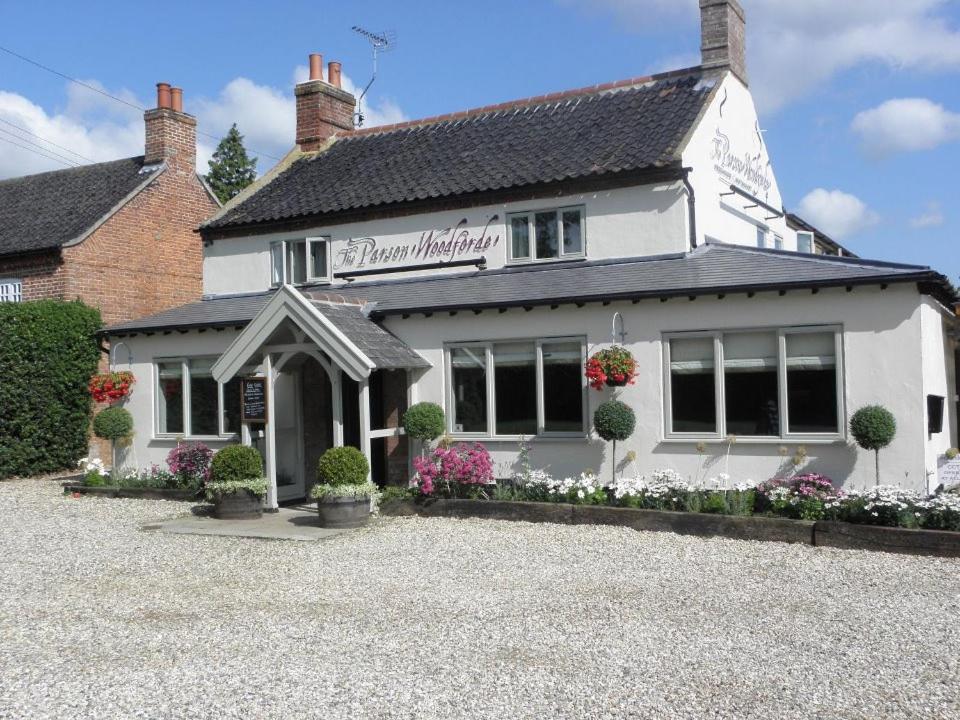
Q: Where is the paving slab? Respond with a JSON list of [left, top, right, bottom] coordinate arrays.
[[143, 505, 351, 542]]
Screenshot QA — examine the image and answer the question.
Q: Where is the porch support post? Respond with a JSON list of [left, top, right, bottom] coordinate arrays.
[[264, 352, 279, 510], [358, 375, 372, 483], [331, 367, 344, 447]]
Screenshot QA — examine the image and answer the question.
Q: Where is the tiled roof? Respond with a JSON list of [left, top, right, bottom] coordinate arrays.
[[308, 300, 428, 369], [0, 157, 161, 257], [203, 71, 717, 231], [103, 244, 952, 335]]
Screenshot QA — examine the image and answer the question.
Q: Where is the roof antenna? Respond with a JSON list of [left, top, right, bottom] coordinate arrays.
[[351, 25, 395, 127]]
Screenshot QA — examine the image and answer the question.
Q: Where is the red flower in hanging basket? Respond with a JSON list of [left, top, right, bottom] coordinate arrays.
[[585, 346, 637, 391], [89, 371, 136, 404]]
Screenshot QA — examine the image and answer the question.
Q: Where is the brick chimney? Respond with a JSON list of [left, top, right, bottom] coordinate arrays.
[[700, 0, 747, 85], [295, 53, 356, 151], [144, 82, 197, 170]]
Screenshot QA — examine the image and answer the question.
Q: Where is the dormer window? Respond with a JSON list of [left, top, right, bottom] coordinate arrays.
[[797, 231, 814, 254], [508, 206, 585, 263], [270, 238, 330, 286]]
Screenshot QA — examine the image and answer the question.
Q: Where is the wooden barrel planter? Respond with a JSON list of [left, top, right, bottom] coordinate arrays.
[[213, 490, 264, 520], [317, 496, 371, 529]]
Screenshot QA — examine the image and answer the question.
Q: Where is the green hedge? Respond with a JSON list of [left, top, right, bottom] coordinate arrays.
[[0, 300, 102, 478]]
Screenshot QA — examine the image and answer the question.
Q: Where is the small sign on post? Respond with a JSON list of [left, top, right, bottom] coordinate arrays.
[[241, 377, 268, 424]]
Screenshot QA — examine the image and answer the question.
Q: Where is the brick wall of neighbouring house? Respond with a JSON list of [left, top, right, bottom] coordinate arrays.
[[0, 250, 66, 301], [60, 164, 218, 327]]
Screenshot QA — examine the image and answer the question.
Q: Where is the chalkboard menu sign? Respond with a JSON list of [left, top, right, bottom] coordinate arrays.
[[241, 377, 268, 423]]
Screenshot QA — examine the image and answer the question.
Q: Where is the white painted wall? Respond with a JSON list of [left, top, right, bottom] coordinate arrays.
[[920, 297, 958, 490]]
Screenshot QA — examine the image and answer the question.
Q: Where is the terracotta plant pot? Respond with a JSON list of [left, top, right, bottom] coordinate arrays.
[[213, 490, 264, 520], [317, 495, 371, 529]]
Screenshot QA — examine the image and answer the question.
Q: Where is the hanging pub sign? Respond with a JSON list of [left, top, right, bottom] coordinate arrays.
[[241, 377, 268, 424]]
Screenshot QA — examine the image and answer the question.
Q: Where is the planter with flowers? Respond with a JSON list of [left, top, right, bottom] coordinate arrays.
[[585, 346, 637, 390], [311, 446, 376, 528], [205, 445, 267, 519], [89, 370, 136, 404]]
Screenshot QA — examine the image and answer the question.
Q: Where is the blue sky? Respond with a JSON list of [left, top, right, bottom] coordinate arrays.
[[1, 1, 958, 280]]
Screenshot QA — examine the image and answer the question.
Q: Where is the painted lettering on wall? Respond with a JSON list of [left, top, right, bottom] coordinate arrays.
[[333, 216, 500, 270], [710, 128, 772, 198]]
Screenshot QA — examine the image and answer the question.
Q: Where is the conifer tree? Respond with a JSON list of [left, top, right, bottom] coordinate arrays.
[[205, 124, 257, 203]]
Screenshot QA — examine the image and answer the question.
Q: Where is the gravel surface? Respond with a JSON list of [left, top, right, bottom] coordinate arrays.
[[1, 479, 959, 719]]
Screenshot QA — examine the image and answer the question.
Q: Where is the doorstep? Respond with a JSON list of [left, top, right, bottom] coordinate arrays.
[[142, 505, 353, 542]]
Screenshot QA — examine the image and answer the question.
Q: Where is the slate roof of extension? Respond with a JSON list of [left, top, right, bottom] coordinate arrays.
[[0, 157, 161, 257], [203, 71, 717, 231], [103, 244, 953, 335], [308, 300, 429, 368]]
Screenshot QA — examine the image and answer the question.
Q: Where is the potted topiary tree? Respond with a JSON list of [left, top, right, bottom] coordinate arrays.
[[402, 402, 445, 457], [594, 400, 636, 484], [205, 445, 267, 519], [311, 446, 376, 528], [92, 406, 134, 480], [850, 405, 896, 486]]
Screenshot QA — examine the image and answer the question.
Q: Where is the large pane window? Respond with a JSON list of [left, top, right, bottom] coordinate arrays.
[[507, 207, 585, 262], [669, 338, 717, 433], [786, 333, 839, 433], [493, 343, 537, 435], [450, 347, 488, 433], [157, 362, 184, 434], [724, 332, 779, 436], [542, 341, 584, 432], [189, 359, 220, 436]]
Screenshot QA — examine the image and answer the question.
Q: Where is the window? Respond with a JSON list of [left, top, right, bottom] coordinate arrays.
[[797, 231, 814, 254], [270, 237, 330, 285], [155, 358, 242, 437], [774, 234, 784, 250], [0, 279, 22, 302], [756, 227, 768, 249], [507, 206, 585, 262], [664, 328, 843, 439], [446, 337, 586, 437]]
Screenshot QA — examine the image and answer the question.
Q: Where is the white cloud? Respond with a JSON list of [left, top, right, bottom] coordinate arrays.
[[0, 68, 407, 180], [797, 188, 880, 239], [911, 202, 945, 228], [559, 0, 960, 113], [851, 98, 960, 157]]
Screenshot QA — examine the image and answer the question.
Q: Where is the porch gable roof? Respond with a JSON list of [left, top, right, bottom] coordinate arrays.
[[210, 285, 427, 383]]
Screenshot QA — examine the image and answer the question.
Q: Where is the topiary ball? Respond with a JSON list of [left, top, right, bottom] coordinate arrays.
[[317, 446, 370, 486], [593, 400, 635, 442], [850, 405, 896, 451], [210, 445, 264, 483], [92, 407, 133, 441], [402, 402, 445, 442]]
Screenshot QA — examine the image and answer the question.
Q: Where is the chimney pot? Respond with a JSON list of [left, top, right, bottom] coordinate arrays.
[[156, 82, 172, 110], [328, 61, 342, 89], [309, 53, 323, 81], [170, 87, 183, 113], [699, 0, 747, 85]]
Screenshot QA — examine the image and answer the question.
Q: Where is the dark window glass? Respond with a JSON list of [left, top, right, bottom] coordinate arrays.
[[670, 338, 716, 433], [511, 216, 530, 259], [724, 332, 779, 436], [189, 359, 219, 436], [535, 211, 559, 259], [158, 362, 184, 434], [543, 341, 583, 432], [310, 240, 328, 279], [562, 210, 583, 255], [288, 241, 307, 284], [493, 342, 537, 435], [450, 347, 487, 433], [786, 333, 838, 433], [222, 377, 242, 435]]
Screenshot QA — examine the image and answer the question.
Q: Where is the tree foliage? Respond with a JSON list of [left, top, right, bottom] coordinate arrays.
[[593, 400, 636, 442], [210, 444, 264, 483], [205, 124, 257, 203], [316, 446, 370, 487], [402, 402, 445, 442], [0, 300, 102, 478], [92, 407, 133, 441]]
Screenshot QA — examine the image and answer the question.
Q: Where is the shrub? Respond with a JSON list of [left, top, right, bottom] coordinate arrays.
[[402, 402, 445, 442], [205, 477, 268, 501], [209, 445, 263, 484], [316, 446, 369, 487], [850, 405, 896, 485], [92, 407, 134, 441], [412, 442, 494, 496], [166, 443, 213, 489], [594, 401, 636, 442], [755, 473, 837, 521], [0, 300, 102, 479]]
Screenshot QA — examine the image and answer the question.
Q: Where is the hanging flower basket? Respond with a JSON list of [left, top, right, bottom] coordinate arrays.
[[585, 346, 637, 391], [89, 371, 136, 404]]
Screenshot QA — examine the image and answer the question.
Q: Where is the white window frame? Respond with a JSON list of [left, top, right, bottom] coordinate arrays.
[[444, 336, 588, 440], [153, 357, 242, 440], [662, 325, 845, 443], [774, 234, 784, 250], [797, 231, 814, 254], [506, 206, 586, 264], [756, 226, 768, 249], [0, 278, 23, 302], [269, 237, 331, 286]]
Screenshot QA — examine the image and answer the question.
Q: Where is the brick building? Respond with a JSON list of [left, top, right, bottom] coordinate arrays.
[[0, 83, 219, 325]]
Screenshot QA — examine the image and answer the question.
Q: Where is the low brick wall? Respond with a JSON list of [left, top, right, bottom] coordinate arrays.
[[381, 499, 960, 557]]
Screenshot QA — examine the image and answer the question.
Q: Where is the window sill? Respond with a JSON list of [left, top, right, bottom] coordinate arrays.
[[447, 433, 590, 443], [505, 256, 586, 268], [152, 434, 240, 443], [658, 436, 848, 446]]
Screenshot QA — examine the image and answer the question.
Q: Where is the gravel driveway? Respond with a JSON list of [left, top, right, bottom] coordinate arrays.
[[1, 479, 959, 719]]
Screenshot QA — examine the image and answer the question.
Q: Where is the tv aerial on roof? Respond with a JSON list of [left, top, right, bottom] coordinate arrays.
[[351, 26, 396, 127]]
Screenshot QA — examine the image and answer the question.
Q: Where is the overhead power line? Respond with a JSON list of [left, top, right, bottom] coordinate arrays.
[[0, 134, 77, 168], [0, 117, 96, 163], [0, 126, 83, 167], [0, 43, 282, 163]]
